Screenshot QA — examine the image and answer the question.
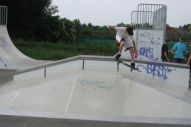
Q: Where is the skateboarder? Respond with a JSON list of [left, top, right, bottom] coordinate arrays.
[[114, 26, 137, 68]]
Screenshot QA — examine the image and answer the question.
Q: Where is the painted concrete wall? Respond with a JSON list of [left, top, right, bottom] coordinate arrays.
[[136, 30, 164, 61], [121, 29, 164, 62]]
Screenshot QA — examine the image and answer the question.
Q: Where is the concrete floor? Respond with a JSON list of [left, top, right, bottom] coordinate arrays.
[[0, 61, 191, 126]]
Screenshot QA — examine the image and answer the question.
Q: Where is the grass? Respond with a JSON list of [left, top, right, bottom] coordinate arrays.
[[13, 39, 191, 62], [13, 39, 118, 60]]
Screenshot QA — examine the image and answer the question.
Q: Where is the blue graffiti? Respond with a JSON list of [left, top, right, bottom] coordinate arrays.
[[138, 47, 155, 60], [137, 63, 175, 80]]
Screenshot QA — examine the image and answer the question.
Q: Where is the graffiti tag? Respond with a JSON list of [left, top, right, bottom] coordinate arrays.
[[138, 47, 156, 60], [137, 63, 175, 80]]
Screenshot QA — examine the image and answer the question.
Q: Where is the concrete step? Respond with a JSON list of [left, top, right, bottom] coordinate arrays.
[[0, 69, 16, 85]]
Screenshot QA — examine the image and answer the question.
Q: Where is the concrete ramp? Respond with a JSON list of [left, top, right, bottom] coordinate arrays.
[[0, 24, 50, 84], [0, 25, 49, 70], [0, 60, 191, 127]]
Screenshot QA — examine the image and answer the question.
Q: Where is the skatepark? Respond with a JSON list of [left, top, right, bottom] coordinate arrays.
[[0, 4, 191, 127]]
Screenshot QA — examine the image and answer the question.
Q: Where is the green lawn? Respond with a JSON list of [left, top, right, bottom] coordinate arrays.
[[13, 39, 118, 60]]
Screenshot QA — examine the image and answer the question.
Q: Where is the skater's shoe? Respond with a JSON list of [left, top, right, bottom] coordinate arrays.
[[131, 62, 135, 68], [115, 53, 121, 60]]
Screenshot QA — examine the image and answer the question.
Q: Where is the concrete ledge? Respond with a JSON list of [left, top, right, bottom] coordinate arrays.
[[0, 69, 16, 85], [0, 115, 190, 127]]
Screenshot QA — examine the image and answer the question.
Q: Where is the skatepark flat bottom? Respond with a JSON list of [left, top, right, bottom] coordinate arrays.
[[0, 60, 191, 127]]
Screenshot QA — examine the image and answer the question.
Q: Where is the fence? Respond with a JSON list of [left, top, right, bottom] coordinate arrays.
[[131, 3, 167, 30], [0, 6, 7, 25]]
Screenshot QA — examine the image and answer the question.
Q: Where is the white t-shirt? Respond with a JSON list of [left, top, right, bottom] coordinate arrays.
[[115, 27, 126, 42], [124, 36, 134, 49], [115, 27, 134, 49]]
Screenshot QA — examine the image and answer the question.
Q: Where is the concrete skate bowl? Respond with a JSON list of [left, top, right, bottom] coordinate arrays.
[[0, 55, 191, 127]]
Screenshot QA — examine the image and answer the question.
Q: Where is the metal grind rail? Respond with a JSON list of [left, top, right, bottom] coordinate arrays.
[[14, 55, 189, 78]]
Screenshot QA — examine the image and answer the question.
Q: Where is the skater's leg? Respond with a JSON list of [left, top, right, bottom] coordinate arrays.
[[129, 47, 135, 68], [129, 47, 135, 61], [115, 40, 124, 60]]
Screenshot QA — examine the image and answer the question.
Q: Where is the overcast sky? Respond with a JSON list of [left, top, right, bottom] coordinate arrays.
[[52, 0, 191, 27]]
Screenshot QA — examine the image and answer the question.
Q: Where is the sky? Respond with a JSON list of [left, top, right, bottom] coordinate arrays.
[[52, 0, 191, 27]]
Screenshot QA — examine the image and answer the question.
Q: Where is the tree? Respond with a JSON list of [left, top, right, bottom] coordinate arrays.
[[0, 0, 6, 5], [73, 19, 81, 41], [188, 24, 191, 32], [61, 18, 77, 42], [6, 0, 58, 40], [4, 0, 118, 42]]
